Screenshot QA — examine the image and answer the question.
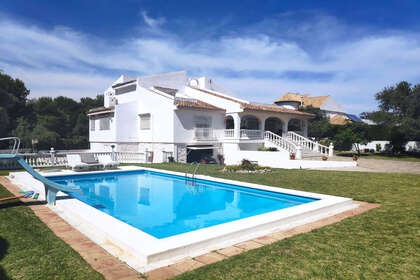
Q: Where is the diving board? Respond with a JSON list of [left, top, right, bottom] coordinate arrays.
[[0, 137, 81, 205]]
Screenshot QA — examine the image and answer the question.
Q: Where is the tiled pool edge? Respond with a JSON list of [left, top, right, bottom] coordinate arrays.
[[0, 176, 140, 280], [0, 176, 380, 280]]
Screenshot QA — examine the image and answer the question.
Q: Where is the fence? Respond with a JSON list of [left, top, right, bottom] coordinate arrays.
[[0, 150, 146, 170]]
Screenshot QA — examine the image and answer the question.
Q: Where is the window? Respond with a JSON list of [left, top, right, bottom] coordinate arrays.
[[194, 116, 211, 128], [90, 119, 95, 131], [139, 114, 151, 130], [115, 84, 136, 95], [99, 117, 111, 130]]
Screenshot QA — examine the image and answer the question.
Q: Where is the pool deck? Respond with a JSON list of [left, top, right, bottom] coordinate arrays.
[[1, 168, 380, 279]]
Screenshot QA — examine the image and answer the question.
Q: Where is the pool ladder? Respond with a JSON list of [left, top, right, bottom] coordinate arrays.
[[185, 162, 201, 186]]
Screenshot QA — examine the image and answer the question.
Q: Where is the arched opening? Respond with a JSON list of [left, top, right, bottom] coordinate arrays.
[[288, 118, 303, 132], [240, 115, 260, 130], [264, 117, 283, 135], [225, 115, 234, 129]]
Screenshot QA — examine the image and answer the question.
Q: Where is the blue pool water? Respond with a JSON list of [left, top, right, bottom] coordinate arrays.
[[49, 170, 318, 239]]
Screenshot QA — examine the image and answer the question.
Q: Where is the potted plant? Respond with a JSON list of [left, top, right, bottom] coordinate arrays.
[[352, 154, 358, 161], [217, 154, 225, 165], [322, 156, 328, 161], [290, 152, 296, 160]]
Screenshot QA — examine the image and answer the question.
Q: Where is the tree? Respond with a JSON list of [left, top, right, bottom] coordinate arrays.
[[333, 123, 371, 155], [362, 81, 420, 150], [299, 106, 333, 140]]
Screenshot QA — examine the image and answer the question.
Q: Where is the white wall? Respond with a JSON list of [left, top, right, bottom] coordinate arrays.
[[185, 87, 243, 113], [224, 150, 356, 169], [353, 141, 420, 152], [173, 110, 225, 143], [115, 101, 139, 142]]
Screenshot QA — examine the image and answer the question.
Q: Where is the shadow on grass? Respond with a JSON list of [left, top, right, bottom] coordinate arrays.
[[0, 237, 10, 280], [0, 199, 46, 210]]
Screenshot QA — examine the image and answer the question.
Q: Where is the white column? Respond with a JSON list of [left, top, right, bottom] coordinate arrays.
[[233, 114, 241, 139], [282, 119, 289, 137], [260, 117, 267, 138], [329, 143, 334, 157], [302, 119, 308, 137]]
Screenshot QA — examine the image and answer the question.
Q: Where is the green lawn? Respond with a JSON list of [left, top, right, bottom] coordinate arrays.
[[1, 164, 420, 279], [336, 151, 420, 162], [0, 177, 104, 279]]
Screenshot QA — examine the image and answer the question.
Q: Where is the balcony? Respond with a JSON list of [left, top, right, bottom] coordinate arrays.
[[224, 129, 263, 140], [194, 128, 215, 141]]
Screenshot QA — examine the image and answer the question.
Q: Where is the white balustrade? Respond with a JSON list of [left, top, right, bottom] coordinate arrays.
[[286, 131, 331, 156], [224, 129, 234, 138], [0, 151, 147, 169], [264, 131, 297, 155], [240, 129, 263, 139]]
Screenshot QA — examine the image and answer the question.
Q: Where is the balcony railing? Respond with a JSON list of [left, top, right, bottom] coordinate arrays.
[[224, 129, 263, 139], [194, 128, 215, 140]]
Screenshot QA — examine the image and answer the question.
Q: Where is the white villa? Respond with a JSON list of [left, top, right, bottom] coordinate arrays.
[[88, 71, 354, 168]]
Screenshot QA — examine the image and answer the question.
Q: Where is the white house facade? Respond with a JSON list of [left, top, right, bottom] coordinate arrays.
[[88, 71, 348, 167]]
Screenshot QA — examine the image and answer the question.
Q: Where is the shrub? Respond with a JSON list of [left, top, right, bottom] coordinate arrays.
[[376, 143, 382, 152], [258, 147, 278, 152], [319, 139, 332, 146]]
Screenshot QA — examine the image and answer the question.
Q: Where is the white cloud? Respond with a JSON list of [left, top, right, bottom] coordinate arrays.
[[0, 15, 420, 113], [140, 11, 166, 28]]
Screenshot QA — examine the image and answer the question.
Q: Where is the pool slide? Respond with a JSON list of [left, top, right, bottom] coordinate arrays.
[[0, 137, 81, 205]]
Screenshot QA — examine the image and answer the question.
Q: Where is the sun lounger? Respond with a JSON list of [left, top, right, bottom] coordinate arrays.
[[66, 154, 89, 171], [80, 153, 104, 171], [97, 154, 119, 169]]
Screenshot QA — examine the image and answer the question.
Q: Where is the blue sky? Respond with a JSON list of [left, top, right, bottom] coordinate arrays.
[[1, 0, 420, 114]]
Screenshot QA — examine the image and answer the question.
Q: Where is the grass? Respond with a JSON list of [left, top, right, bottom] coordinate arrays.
[[0, 179, 104, 279], [138, 163, 420, 280], [1, 164, 420, 279], [336, 151, 420, 162]]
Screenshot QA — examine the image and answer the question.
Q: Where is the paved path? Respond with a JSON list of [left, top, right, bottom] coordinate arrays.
[[311, 157, 420, 174]]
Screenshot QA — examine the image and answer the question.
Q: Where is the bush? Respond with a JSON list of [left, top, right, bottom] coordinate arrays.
[[258, 147, 278, 152], [376, 143, 382, 152], [319, 139, 332, 146]]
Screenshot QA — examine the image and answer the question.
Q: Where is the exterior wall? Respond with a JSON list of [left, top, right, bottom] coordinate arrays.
[[224, 149, 356, 169], [89, 113, 116, 144], [352, 141, 420, 152], [139, 143, 175, 163], [185, 87, 243, 113], [137, 87, 175, 143], [173, 110, 225, 143], [115, 101, 139, 143]]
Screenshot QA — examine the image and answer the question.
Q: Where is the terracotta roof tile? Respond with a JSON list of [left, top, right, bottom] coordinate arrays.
[[175, 99, 225, 111], [275, 93, 330, 109], [329, 114, 350, 125], [242, 103, 315, 117], [87, 106, 115, 115]]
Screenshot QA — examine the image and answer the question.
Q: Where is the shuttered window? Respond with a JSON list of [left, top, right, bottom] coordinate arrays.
[[139, 114, 151, 130]]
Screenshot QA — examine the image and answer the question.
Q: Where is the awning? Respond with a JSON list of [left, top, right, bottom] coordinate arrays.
[[187, 146, 219, 150]]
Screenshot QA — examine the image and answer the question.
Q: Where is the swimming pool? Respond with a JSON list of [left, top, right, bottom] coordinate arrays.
[[10, 166, 355, 271], [50, 170, 318, 239]]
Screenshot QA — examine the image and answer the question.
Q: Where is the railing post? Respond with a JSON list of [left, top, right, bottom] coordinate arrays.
[[296, 145, 302, 160], [50, 147, 56, 166], [111, 144, 116, 161], [328, 143, 334, 157]]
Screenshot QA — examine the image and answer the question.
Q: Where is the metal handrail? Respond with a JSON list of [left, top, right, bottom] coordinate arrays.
[[0, 137, 21, 155]]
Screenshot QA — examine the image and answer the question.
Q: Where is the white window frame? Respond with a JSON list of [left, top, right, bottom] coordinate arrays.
[[90, 119, 96, 131], [139, 113, 151, 130], [99, 117, 111, 131]]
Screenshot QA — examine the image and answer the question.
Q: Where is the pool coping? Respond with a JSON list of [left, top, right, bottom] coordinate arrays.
[[8, 166, 358, 272]]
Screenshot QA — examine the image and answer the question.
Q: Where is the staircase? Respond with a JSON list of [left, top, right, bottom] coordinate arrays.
[[264, 131, 332, 159]]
